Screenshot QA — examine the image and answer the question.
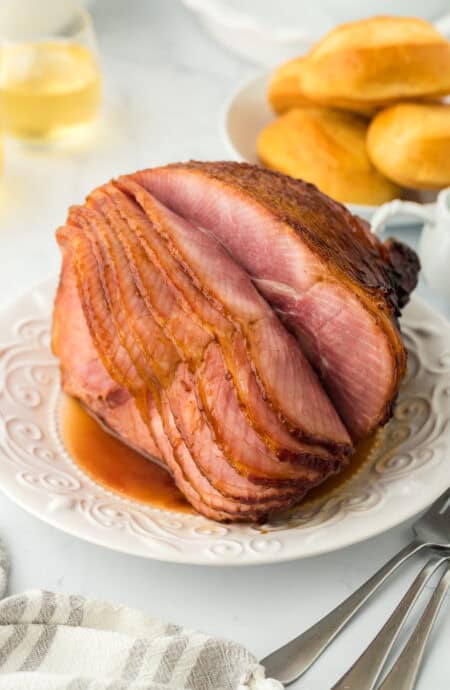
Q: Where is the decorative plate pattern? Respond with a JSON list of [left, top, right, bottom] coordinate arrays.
[[0, 279, 449, 565]]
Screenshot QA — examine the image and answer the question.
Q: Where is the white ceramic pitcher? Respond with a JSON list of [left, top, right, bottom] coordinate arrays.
[[371, 189, 450, 302]]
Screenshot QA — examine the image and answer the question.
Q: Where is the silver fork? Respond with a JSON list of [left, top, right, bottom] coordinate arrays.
[[331, 556, 449, 690], [378, 560, 450, 690], [261, 488, 450, 685]]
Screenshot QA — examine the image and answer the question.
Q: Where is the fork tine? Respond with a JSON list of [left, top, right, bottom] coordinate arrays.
[[378, 561, 450, 690]]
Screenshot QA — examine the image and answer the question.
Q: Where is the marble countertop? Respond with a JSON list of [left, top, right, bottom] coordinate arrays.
[[0, 2, 448, 688]]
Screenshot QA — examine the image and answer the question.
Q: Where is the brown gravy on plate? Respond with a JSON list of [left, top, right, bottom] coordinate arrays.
[[61, 396, 194, 515], [62, 396, 379, 515]]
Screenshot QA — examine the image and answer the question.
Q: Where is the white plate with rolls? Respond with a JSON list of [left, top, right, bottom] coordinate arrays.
[[222, 73, 438, 227]]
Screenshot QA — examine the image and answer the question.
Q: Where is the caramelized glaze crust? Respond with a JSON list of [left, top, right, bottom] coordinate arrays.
[[167, 161, 417, 316]]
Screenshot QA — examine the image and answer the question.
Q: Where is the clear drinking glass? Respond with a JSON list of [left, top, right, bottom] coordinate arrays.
[[0, 0, 102, 140]]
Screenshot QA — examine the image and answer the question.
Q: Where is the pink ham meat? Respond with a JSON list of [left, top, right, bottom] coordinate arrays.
[[136, 162, 419, 440], [52, 162, 419, 522], [100, 181, 339, 464], [55, 232, 307, 521], [53, 249, 159, 461], [115, 179, 349, 453]]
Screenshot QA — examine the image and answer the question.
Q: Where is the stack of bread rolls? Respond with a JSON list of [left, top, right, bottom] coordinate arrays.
[[258, 16, 450, 205]]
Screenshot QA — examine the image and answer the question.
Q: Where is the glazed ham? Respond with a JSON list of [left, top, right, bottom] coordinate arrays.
[[52, 162, 419, 521]]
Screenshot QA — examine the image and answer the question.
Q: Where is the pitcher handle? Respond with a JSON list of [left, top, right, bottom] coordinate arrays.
[[370, 200, 436, 237]]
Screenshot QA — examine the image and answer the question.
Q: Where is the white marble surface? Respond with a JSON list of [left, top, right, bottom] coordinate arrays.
[[0, 2, 448, 688]]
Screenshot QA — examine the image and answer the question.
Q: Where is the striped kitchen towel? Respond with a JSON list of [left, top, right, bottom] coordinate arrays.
[[0, 543, 282, 690]]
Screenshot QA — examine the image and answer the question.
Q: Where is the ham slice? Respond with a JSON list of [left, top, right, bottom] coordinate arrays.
[[55, 235, 305, 521], [116, 179, 350, 452], [52, 162, 419, 522], [136, 162, 419, 439]]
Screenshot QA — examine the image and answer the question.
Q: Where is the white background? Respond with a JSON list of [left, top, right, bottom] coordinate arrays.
[[0, 2, 448, 688]]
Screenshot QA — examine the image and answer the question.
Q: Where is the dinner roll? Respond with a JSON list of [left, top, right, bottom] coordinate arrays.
[[268, 57, 312, 114], [258, 107, 401, 205], [367, 102, 450, 189], [268, 56, 374, 116], [297, 16, 450, 114]]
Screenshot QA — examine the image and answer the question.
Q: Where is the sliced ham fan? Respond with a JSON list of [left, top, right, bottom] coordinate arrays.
[[136, 163, 419, 439], [52, 162, 419, 522]]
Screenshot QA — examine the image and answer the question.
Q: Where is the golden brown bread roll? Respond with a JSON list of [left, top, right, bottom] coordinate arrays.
[[367, 102, 450, 189], [257, 107, 401, 205], [268, 56, 375, 116], [271, 16, 450, 115], [268, 57, 312, 114]]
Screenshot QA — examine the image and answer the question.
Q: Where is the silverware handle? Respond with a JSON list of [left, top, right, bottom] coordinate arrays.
[[331, 558, 446, 690], [261, 540, 425, 685], [379, 562, 450, 690]]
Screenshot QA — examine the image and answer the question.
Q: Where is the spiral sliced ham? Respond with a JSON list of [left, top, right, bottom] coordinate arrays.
[[52, 162, 419, 522]]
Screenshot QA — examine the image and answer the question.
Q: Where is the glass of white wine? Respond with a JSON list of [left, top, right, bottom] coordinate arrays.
[[0, 0, 101, 141]]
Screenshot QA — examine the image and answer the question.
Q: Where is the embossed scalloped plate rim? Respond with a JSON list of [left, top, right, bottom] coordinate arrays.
[[0, 278, 448, 566]]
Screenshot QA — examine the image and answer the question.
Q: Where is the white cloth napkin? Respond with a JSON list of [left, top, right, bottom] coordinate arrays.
[[0, 543, 282, 690]]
